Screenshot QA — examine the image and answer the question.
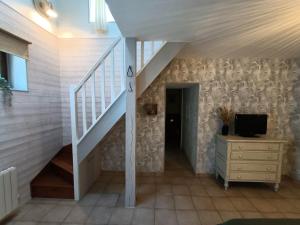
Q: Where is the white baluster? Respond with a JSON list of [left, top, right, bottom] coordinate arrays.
[[151, 41, 155, 56], [91, 73, 96, 123], [69, 85, 78, 140], [121, 39, 125, 91], [101, 63, 106, 113], [81, 84, 87, 133], [141, 41, 144, 68], [110, 49, 115, 101]]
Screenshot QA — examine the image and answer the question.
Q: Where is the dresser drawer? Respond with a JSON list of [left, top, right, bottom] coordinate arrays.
[[231, 143, 279, 151], [229, 172, 277, 181], [231, 151, 279, 161], [230, 163, 277, 172]]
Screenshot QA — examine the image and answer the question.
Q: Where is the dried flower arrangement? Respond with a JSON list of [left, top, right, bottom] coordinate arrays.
[[217, 106, 234, 125]]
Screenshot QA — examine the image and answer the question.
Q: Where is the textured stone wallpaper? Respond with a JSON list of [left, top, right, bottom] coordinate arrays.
[[99, 58, 300, 174]]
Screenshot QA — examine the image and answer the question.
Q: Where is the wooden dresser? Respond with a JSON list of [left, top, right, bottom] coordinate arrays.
[[215, 135, 286, 191]]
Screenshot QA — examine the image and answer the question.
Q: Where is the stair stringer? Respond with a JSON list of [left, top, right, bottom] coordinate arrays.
[[77, 91, 126, 163], [136, 42, 186, 97]]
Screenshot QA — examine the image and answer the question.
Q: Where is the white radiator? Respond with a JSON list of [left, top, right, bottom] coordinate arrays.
[[0, 167, 18, 221]]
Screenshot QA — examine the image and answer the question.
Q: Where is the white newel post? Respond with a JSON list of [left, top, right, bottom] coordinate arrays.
[[125, 38, 137, 207], [69, 85, 80, 200]]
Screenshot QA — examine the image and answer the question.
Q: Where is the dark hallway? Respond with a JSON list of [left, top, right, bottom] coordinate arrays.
[[165, 89, 182, 151]]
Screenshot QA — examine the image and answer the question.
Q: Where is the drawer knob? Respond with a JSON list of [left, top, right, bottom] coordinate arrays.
[[238, 155, 243, 159], [237, 175, 242, 179], [266, 168, 271, 171]]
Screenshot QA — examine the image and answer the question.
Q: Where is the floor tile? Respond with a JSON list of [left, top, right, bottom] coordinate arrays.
[[41, 205, 72, 222], [63, 206, 93, 224], [197, 210, 222, 225], [212, 197, 236, 211], [174, 196, 194, 210], [13, 222, 37, 225], [229, 197, 257, 212], [137, 184, 156, 195], [78, 193, 100, 206], [283, 213, 300, 218], [262, 212, 285, 218], [19, 204, 55, 222], [176, 210, 200, 225], [219, 211, 242, 222], [132, 208, 154, 225], [96, 194, 119, 207], [109, 208, 134, 225], [155, 209, 178, 225], [248, 198, 278, 213], [155, 195, 174, 209], [86, 206, 112, 224], [172, 185, 190, 195], [189, 185, 207, 196], [192, 197, 215, 210], [136, 194, 156, 208], [240, 211, 263, 219], [104, 183, 124, 194], [268, 199, 297, 213], [156, 184, 172, 195], [205, 187, 226, 197]]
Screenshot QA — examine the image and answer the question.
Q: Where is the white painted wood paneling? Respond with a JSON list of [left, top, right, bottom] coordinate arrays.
[[0, 2, 62, 204]]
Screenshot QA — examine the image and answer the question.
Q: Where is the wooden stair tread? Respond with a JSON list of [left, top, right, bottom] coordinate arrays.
[[30, 145, 74, 199], [51, 156, 73, 174], [31, 170, 73, 188]]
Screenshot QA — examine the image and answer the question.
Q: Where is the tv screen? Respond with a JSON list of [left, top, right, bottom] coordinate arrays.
[[235, 114, 268, 137]]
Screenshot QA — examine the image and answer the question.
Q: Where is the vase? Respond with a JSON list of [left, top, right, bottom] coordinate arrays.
[[222, 124, 229, 135]]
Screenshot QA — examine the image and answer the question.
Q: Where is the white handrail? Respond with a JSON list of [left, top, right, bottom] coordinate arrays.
[[70, 37, 124, 143], [74, 37, 122, 93]]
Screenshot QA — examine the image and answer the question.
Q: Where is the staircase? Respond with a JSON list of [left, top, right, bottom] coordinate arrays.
[[30, 145, 74, 199], [69, 38, 185, 200]]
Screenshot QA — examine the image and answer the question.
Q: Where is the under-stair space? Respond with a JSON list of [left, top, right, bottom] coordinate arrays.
[[30, 145, 74, 199]]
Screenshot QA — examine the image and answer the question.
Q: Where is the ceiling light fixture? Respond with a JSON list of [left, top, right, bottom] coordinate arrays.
[[33, 0, 58, 19]]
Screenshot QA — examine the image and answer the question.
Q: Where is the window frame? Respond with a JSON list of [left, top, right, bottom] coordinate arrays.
[[89, 0, 115, 23], [0, 51, 29, 92]]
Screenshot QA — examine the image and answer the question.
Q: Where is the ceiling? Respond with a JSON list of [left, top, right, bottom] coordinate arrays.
[[106, 0, 300, 58]]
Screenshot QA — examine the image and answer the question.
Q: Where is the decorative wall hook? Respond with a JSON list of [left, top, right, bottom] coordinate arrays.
[[127, 66, 134, 77], [128, 81, 133, 92]]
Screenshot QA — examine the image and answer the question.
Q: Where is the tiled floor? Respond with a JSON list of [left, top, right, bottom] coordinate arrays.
[[5, 150, 300, 225]]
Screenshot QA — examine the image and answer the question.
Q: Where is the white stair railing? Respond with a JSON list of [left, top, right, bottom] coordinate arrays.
[[70, 37, 124, 143], [69, 38, 167, 200], [136, 40, 165, 72], [70, 39, 165, 147]]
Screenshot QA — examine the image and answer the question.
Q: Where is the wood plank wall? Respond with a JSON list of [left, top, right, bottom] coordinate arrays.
[[0, 2, 62, 204]]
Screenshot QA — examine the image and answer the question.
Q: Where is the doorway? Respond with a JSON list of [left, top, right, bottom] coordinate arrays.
[[165, 85, 199, 172], [165, 89, 182, 150]]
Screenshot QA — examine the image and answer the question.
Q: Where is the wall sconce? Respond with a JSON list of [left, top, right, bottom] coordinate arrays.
[[33, 0, 58, 18], [143, 104, 158, 116]]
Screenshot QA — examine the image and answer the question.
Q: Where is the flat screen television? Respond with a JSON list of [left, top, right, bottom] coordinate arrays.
[[234, 114, 268, 137]]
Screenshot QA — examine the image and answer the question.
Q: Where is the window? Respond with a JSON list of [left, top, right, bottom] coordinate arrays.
[[0, 51, 28, 91], [89, 0, 115, 23]]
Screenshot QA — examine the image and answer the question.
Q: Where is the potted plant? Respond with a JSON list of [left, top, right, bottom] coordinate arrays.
[[217, 106, 233, 135], [0, 76, 12, 105]]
